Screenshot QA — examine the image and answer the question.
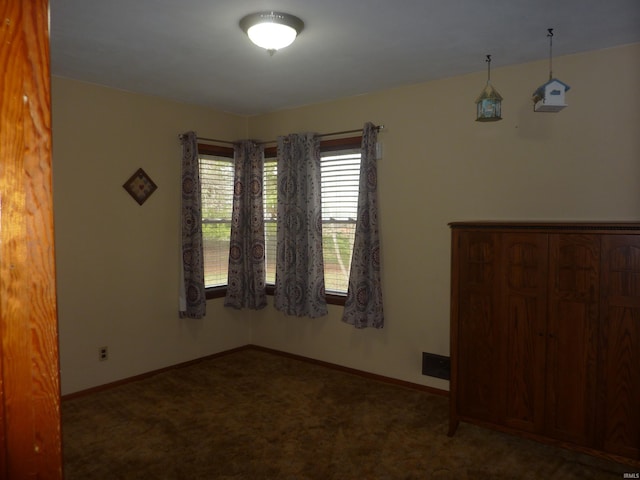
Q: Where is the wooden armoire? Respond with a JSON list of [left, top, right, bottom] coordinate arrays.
[[449, 222, 640, 466]]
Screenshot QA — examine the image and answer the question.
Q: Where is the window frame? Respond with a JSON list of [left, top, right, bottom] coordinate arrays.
[[200, 136, 362, 305]]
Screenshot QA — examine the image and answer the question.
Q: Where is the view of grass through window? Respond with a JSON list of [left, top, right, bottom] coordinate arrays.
[[320, 151, 361, 293], [200, 154, 233, 287]]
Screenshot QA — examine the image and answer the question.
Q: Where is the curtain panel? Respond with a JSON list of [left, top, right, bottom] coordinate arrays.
[[342, 122, 384, 328], [274, 133, 328, 318], [179, 131, 206, 319], [225, 141, 267, 309]]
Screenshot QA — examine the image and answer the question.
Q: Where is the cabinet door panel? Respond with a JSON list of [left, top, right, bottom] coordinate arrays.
[[502, 234, 548, 433], [547, 234, 599, 446], [457, 232, 504, 423], [599, 235, 640, 459]]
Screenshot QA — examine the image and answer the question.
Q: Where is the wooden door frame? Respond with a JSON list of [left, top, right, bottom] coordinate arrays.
[[0, 1, 63, 478]]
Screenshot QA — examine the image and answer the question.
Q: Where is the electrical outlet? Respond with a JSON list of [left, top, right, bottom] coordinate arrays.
[[99, 346, 108, 361]]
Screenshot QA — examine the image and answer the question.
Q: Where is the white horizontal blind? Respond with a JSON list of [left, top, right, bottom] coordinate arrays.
[[321, 150, 361, 294], [263, 159, 278, 284], [263, 150, 361, 294], [199, 154, 234, 287]]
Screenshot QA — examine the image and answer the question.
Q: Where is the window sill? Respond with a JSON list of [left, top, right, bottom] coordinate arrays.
[[205, 286, 227, 300], [205, 286, 346, 306]]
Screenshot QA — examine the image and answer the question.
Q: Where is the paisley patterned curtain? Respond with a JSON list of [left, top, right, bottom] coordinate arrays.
[[225, 141, 267, 310], [274, 133, 328, 318], [342, 123, 384, 328], [179, 131, 206, 319]]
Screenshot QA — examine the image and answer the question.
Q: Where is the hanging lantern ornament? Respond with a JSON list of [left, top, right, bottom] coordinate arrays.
[[475, 55, 503, 122], [532, 28, 570, 112]]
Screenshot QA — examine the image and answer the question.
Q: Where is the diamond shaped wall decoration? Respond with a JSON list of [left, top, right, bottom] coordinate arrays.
[[123, 168, 158, 205]]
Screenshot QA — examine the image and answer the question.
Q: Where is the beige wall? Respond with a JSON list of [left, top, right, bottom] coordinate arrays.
[[53, 43, 640, 395], [52, 78, 251, 394], [245, 43, 640, 390]]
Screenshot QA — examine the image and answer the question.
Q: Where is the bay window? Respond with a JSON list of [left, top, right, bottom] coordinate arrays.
[[199, 136, 362, 303]]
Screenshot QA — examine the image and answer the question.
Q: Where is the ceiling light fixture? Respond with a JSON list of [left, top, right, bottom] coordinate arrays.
[[240, 11, 304, 55]]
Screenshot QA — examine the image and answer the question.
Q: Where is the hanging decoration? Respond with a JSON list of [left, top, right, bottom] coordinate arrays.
[[123, 168, 157, 205], [532, 28, 571, 112], [475, 55, 503, 122]]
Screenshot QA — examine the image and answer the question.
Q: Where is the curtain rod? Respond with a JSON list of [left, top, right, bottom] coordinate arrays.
[[179, 125, 384, 146]]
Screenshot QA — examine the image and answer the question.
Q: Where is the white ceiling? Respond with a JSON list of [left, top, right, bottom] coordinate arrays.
[[50, 0, 640, 116]]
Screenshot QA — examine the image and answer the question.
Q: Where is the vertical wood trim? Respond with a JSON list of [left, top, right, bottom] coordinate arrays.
[[0, 0, 63, 479], [448, 228, 460, 435]]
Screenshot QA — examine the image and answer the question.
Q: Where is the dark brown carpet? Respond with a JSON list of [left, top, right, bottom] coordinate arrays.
[[62, 348, 632, 479]]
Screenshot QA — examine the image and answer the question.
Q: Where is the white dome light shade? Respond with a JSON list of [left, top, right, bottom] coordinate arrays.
[[247, 23, 297, 50], [240, 12, 304, 53]]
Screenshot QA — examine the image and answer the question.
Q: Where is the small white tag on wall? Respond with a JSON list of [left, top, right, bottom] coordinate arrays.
[[375, 142, 383, 160]]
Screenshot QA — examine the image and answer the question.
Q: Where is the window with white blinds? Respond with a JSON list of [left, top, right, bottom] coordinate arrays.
[[199, 138, 362, 299], [199, 153, 234, 288], [320, 149, 361, 294], [263, 159, 278, 285], [262, 148, 361, 294]]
